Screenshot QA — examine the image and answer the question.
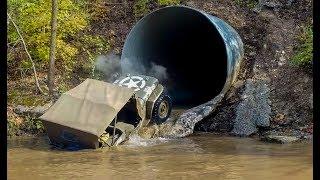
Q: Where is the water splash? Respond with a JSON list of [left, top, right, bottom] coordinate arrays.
[[124, 134, 170, 147]]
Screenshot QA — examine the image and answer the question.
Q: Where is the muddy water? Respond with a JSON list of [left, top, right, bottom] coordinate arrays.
[[8, 134, 312, 180]]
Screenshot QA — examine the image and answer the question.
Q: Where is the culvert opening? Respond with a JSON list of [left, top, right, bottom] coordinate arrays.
[[122, 6, 228, 106]]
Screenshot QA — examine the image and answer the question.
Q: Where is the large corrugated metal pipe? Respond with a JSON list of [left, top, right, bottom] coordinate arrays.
[[122, 6, 244, 107]]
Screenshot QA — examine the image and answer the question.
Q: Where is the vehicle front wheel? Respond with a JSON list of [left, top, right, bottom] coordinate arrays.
[[151, 93, 172, 125]]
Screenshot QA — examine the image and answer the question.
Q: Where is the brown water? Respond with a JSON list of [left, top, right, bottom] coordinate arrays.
[[8, 134, 312, 180]]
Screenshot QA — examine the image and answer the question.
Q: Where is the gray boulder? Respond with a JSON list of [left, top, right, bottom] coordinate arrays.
[[231, 79, 271, 136], [261, 135, 300, 143]]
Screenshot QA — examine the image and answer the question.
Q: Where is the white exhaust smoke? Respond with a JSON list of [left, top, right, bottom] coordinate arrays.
[[94, 53, 169, 82], [94, 53, 121, 81]]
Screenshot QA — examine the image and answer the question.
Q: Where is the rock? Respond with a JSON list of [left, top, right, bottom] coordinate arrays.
[[309, 93, 313, 109], [272, 113, 290, 125], [261, 135, 300, 143], [14, 105, 29, 114], [231, 79, 271, 136], [14, 102, 53, 117], [260, 0, 283, 8], [301, 124, 313, 134], [249, 52, 256, 56], [254, 81, 271, 127], [138, 126, 156, 139], [253, 0, 285, 13], [263, 0, 283, 8], [231, 101, 258, 136], [185, 1, 196, 8], [302, 134, 313, 140], [285, 0, 295, 6], [138, 119, 177, 139]]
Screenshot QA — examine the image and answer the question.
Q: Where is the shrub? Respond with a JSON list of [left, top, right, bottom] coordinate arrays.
[[291, 25, 313, 67], [133, 0, 181, 19], [158, 0, 180, 6], [134, 0, 150, 18]]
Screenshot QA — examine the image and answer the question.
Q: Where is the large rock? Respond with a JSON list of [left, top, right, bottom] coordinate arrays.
[[231, 79, 271, 136], [261, 135, 300, 143], [309, 93, 313, 110], [14, 102, 53, 117]]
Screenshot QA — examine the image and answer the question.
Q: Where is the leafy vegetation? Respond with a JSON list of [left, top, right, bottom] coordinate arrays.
[[20, 116, 45, 133], [133, 0, 181, 18], [158, 0, 180, 6], [7, 119, 20, 137], [7, 0, 110, 77], [291, 25, 313, 67], [71, 34, 110, 79], [134, 0, 150, 18], [7, 111, 45, 137], [8, 0, 88, 71]]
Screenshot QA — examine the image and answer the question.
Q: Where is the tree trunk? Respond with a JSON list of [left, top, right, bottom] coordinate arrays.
[[48, 0, 58, 98]]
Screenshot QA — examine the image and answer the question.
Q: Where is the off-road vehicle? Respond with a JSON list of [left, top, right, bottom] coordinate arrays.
[[40, 74, 172, 150]]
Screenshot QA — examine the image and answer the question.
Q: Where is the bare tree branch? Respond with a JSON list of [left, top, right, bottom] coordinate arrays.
[[7, 13, 46, 95]]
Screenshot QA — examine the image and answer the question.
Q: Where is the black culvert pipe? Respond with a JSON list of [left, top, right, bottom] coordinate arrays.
[[121, 6, 243, 106]]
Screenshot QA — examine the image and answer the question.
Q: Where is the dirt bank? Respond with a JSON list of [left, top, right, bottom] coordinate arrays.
[[193, 0, 313, 141]]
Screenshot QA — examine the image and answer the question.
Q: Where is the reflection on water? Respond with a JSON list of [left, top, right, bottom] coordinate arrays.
[[8, 134, 312, 180]]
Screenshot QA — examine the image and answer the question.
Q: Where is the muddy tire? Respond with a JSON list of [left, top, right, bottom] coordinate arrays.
[[151, 93, 172, 125]]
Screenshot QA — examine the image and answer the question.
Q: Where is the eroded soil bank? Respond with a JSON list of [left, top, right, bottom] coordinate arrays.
[[7, 0, 313, 143]]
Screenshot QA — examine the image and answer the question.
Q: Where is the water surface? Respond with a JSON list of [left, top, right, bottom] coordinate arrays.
[[8, 134, 312, 180]]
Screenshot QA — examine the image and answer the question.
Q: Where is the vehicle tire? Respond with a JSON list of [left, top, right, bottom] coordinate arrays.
[[151, 92, 172, 125]]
